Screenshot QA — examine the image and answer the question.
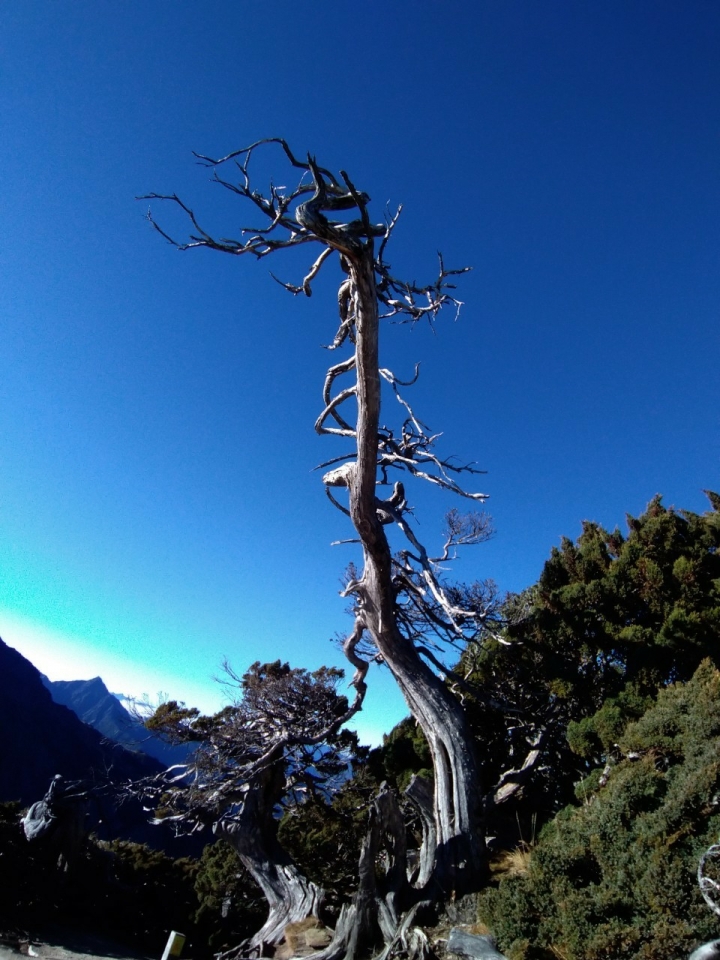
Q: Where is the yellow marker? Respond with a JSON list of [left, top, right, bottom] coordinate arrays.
[[161, 931, 186, 960]]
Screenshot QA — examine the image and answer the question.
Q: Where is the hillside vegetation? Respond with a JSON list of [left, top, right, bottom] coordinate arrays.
[[478, 660, 720, 958], [245, 491, 720, 957], [3, 491, 720, 959]]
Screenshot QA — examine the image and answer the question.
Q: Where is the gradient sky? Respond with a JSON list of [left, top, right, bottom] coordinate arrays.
[[1, 1, 718, 745]]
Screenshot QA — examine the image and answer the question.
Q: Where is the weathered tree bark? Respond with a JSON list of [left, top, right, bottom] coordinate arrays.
[[404, 775, 436, 889], [215, 762, 325, 950], [22, 774, 89, 874], [316, 783, 426, 960], [345, 253, 486, 894]]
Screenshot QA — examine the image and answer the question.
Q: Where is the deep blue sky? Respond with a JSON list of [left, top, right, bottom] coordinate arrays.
[[1, 1, 718, 744]]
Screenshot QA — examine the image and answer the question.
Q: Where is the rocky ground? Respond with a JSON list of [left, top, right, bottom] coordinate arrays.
[[0, 893, 503, 960]]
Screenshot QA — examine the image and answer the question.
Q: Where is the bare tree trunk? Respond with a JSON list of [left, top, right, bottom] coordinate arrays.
[[317, 783, 422, 960], [216, 763, 325, 950], [347, 256, 486, 894], [370, 610, 486, 892], [405, 775, 436, 889]]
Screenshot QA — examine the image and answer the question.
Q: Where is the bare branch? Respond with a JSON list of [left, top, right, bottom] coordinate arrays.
[[314, 451, 356, 471], [377, 203, 403, 265], [490, 727, 551, 806], [193, 137, 340, 190], [376, 253, 472, 323], [315, 384, 357, 436], [699, 844, 720, 918], [325, 486, 352, 517], [270, 246, 334, 296], [379, 362, 421, 388]]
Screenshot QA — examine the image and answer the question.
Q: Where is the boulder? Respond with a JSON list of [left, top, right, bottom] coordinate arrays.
[[447, 927, 509, 960], [690, 942, 720, 960], [274, 917, 333, 959]]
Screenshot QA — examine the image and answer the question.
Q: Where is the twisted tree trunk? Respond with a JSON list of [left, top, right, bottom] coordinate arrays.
[[317, 783, 430, 960], [216, 762, 325, 950]]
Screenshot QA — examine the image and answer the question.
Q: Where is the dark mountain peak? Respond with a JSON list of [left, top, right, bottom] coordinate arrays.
[[4, 642, 55, 710], [41, 662, 192, 769], [0, 636, 169, 840]]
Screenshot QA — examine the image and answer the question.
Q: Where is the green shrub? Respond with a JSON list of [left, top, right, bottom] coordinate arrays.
[[478, 662, 720, 959], [193, 839, 265, 951]]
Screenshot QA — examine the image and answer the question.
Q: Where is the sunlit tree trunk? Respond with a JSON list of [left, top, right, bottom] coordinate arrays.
[[346, 256, 486, 893], [143, 139, 497, 956]]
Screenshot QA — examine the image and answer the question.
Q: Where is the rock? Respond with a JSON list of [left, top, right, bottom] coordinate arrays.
[[447, 927, 509, 960], [689, 942, 720, 960], [442, 893, 481, 925], [274, 918, 332, 959]]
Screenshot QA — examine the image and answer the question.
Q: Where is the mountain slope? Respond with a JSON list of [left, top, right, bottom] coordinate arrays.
[[42, 675, 190, 767], [0, 637, 175, 846]]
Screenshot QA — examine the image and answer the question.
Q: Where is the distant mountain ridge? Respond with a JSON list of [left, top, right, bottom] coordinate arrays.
[[0, 637, 163, 835], [41, 674, 190, 767], [0, 636, 201, 852]]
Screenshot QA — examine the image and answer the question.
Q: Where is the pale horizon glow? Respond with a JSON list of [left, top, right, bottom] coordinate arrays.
[[0, 608, 225, 712], [0, 608, 397, 747]]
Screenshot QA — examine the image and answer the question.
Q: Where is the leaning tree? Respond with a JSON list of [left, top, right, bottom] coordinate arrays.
[[143, 661, 365, 950], [141, 140, 540, 954]]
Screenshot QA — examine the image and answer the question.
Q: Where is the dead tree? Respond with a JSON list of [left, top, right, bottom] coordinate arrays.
[[141, 140, 538, 951]]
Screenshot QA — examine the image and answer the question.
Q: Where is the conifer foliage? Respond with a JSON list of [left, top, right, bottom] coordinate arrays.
[[478, 660, 720, 959], [457, 492, 720, 829]]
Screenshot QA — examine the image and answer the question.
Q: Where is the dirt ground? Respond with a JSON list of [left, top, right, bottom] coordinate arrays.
[[0, 928, 153, 960]]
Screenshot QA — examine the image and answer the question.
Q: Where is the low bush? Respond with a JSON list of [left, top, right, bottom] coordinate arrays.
[[478, 661, 720, 959]]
